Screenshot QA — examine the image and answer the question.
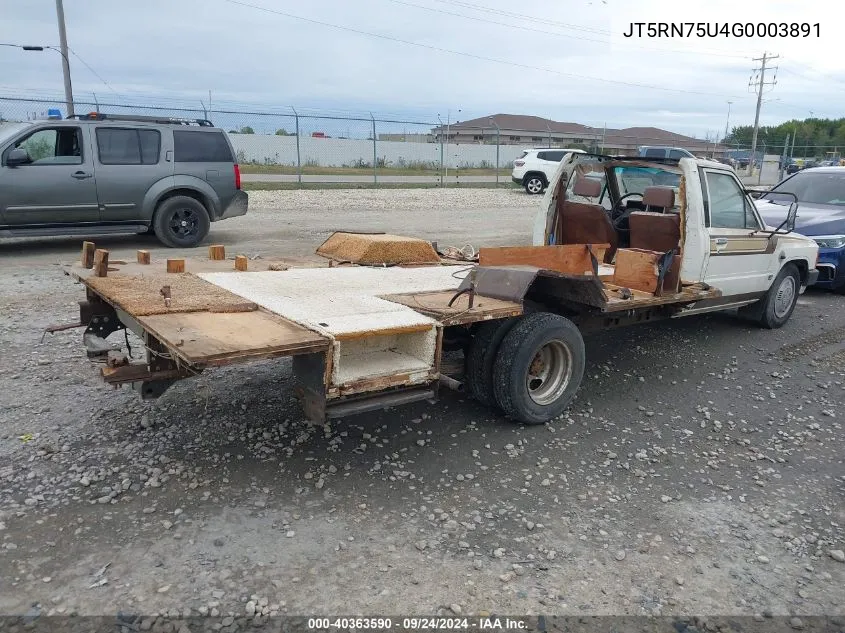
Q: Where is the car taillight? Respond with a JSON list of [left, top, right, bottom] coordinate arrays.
[[514, 160, 525, 167], [234, 164, 241, 189]]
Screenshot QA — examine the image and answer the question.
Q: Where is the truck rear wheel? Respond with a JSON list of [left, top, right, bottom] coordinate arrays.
[[748, 263, 800, 329], [492, 313, 585, 425], [465, 318, 518, 407]]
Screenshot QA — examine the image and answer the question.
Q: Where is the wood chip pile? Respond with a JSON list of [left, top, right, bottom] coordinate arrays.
[[85, 273, 258, 316], [316, 232, 440, 265]]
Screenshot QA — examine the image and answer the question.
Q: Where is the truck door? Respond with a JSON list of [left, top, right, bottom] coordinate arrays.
[[0, 125, 99, 226], [701, 167, 773, 297], [534, 152, 604, 245], [93, 126, 172, 222]]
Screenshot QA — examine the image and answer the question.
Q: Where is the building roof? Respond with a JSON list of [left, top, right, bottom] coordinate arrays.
[[433, 114, 721, 150], [434, 114, 596, 135]]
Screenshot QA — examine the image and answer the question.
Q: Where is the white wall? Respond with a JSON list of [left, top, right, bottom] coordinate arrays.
[[228, 134, 515, 168]]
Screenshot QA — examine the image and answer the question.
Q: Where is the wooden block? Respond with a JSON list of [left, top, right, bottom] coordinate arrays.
[[234, 255, 248, 271], [611, 248, 661, 294], [208, 244, 226, 261], [478, 244, 609, 276], [137, 250, 151, 265], [166, 259, 185, 273], [92, 249, 109, 278], [81, 241, 96, 268]]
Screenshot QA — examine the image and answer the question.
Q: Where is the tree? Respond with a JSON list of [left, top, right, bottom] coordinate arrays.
[[275, 128, 292, 136], [239, 126, 255, 135]]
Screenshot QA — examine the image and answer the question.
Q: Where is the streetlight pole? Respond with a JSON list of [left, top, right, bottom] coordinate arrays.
[[54, 0, 74, 117], [723, 101, 732, 142]]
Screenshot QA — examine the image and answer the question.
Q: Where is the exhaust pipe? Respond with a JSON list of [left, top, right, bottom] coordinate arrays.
[[439, 374, 464, 393]]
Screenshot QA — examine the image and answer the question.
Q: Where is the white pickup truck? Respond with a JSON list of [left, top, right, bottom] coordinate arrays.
[[66, 153, 818, 427]]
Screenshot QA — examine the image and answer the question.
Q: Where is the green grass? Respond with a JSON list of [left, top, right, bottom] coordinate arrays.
[[242, 181, 519, 191], [239, 164, 510, 177]]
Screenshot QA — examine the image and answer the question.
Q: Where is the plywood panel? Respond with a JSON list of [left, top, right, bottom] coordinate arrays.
[[137, 311, 330, 366], [479, 244, 608, 276], [612, 248, 661, 294]]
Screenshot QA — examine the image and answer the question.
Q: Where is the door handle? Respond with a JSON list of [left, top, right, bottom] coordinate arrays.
[[714, 237, 728, 251], [72, 171, 92, 179]]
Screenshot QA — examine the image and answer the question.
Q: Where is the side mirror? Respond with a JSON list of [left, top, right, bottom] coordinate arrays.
[[6, 147, 30, 167], [786, 202, 799, 232]]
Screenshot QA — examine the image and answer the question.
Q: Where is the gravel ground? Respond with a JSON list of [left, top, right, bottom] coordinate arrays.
[[0, 188, 843, 624]]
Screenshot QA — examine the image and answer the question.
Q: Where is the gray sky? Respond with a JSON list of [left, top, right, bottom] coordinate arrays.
[[1, 0, 841, 136]]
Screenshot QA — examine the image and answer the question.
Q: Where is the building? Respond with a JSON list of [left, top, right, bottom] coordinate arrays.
[[432, 114, 726, 157]]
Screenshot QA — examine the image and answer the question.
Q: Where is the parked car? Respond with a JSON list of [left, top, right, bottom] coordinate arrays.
[[637, 146, 696, 160], [786, 162, 801, 175], [757, 167, 845, 292], [512, 148, 585, 194], [0, 113, 247, 247]]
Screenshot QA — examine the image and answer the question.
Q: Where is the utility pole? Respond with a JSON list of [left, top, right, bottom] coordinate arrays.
[[723, 101, 732, 142], [747, 52, 778, 176], [55, 0, 74, 117]]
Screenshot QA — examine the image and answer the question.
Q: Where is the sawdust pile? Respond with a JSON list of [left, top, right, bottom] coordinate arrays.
[[85, 273, 258, 316], [316, 232, 440, 266]]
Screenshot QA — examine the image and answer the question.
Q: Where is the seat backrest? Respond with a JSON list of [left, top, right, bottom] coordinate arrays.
[[572, 177, 602, 198], [642, 186, 675, 212], [629, 211, 681, 253], [558, 200, 618, 263]]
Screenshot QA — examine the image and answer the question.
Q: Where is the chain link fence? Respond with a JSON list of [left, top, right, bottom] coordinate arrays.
[[2, 95, 841, 187]]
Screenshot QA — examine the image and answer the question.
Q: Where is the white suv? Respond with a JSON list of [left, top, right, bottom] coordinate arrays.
[[512, 148, 586, 194]]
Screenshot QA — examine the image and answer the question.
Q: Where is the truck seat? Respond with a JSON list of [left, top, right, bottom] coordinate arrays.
[[557, 177, 617, 263], [641, 186, 676, 212], [628, 211, 682, 294]]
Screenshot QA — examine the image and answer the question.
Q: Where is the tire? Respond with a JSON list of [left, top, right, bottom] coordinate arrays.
[[492, 313, 585, 425], [523, 174, 545, 195], [465, 318, 518, 407], [754, 263, 801, 329], [153, 196, 211, 248]]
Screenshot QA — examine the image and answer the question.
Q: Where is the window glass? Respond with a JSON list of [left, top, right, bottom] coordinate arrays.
[[139, 130, 161, 164], [644, 148, 665, 159], [770, 172, 845, 206], [13, 127, 82, 165], [613, 166, 681, 197], [173, 130, 233, 162], [546, 151, 565, 162], [668, 149, 686, 160], [705, 170, 759, 229], [536, 151, 549, 161]]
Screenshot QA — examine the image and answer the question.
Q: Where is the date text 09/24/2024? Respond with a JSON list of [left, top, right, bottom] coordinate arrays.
[[623, 22, 820, 38]]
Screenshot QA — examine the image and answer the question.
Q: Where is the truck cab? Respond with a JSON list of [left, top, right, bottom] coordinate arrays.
[[534, 153, 819, 325]]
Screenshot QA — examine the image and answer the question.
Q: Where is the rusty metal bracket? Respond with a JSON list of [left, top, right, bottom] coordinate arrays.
[[458, 266, 539, 303], [655, 250, 676, 298]]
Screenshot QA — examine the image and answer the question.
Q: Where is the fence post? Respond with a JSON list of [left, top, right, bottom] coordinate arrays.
[[371, 113, 377, 186], [290, 107, 302, 186], [546, 123, 552, 148], [438, 116, 445, 187], [490, 119, 500, 185], [779, 133, 790, 181], [758, 141, 766, 185]]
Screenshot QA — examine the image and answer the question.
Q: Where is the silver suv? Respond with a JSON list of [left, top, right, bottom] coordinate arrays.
[[0, 113, 247, 247]]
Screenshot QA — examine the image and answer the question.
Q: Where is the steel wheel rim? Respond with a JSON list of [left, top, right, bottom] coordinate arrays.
[[526, 340, 573, 406], [773, 275, 796, 318], [169, 208, 199, 239], [527, 178, 543, 194]]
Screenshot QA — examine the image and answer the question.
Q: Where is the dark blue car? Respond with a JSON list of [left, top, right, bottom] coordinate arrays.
[[757, 167, 845, 292]]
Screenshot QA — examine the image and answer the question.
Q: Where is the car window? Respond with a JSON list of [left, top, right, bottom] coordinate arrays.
[[11, 127, 83, 165], [613, 166, 681, 196], [173, 130, 233, 162], [644, 148, 665, 159], [545, 150, 565, 162], [771, 171, 845, 206], [96, 128, 161, 165], [704, 170, 760, 229], [536, 151, 549, 161], [668, 149, 687, 160]]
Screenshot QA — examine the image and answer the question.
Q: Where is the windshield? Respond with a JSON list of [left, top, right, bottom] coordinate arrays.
[[770, 171, 845, 206], [614, 166, 681, 195], [0, 122, 31, 144]]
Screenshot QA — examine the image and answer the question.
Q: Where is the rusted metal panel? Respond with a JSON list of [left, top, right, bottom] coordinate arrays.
[[458, 265, 540, 303]]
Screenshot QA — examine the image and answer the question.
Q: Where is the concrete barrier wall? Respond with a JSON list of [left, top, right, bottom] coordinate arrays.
[[228, 134, 516, 168]]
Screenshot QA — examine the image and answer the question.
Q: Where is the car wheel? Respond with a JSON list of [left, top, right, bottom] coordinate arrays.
[[153, 196, 211, 248], [465, 318, 518, 407], [754, 263, 800, 329], [524, 175, 545, 195], [492, 313, 585, 425]]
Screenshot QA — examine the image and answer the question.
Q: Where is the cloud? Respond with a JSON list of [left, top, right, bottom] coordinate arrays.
[[1, 0, 839, 137]]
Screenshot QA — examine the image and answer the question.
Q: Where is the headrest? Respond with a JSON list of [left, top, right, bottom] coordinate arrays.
[[642, 186, 675, 209], [572, 177, 601, 198]]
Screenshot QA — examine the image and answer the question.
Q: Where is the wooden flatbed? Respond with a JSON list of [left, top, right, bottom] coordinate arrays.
[[65, 237, 722, 422]]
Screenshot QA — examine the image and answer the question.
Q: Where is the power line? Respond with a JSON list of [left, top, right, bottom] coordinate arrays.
[[384, 0, 751, 59], [220, 0, 746, 99], [431, 0, 612, 35], [66, 46, 120, 96]]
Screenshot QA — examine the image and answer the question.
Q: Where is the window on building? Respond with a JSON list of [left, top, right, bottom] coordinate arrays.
[[531, 137, 543, 142], [509, 136, 521, 141]]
